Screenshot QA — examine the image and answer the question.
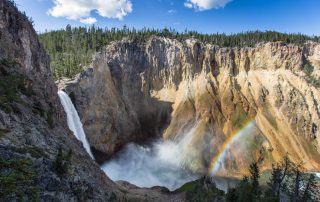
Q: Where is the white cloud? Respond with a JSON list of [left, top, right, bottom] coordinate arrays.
[[184, 0, 232, 11], [167, 9, 177, 14], [48, 0, 133, 23], [184, 2, 193, 8], [80, 17, 97, 24]]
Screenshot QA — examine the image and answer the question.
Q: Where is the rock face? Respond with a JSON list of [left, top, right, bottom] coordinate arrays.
[[63, 37, 320, 175], [0, 1, 180, 201]]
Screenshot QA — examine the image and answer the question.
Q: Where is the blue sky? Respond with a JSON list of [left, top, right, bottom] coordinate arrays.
[[14, 0, 320, 35]]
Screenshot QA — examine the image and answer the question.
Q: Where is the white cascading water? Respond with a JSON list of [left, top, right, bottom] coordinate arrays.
[[58, 90, 94, 159], [101, 124, 202, 190]]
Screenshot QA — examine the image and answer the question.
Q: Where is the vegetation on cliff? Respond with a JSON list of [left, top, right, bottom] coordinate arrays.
[[0, 59, 34, 113], [0, 158, 40, 201], [225, 155, 319, 202], [176, 155, 319, 202], [39, 25, 320, 79], [1, 1, 153, 200], [53, 146, 72, 176]]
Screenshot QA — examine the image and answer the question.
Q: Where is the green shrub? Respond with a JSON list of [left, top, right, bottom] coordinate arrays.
[[0, 75, 19, 113], [17, 146, 48, 159], [177, 177, 225, 202], [0, 59, 34, 113], [53, 146, 72, 176], [302, 63, 320, 88], [31, 103, 55, 129], [0, 158, 39, 201], [226, 187, 238, 202]]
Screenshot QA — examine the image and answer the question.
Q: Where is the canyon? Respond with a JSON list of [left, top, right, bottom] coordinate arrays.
[[1, 0, 320, 200], [61, 37, 320, 177]]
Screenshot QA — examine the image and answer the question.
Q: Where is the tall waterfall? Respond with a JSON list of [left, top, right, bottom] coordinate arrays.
[[58, 90, 94, 159]]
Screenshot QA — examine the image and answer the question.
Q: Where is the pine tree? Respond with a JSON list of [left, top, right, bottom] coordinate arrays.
[[249, 162, 261, 200], [268, 154, 293, 197]]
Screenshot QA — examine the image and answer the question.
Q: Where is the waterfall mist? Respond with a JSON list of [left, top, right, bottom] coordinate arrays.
[[58, 90, 94, 159], [101, 121, 260, 190], [101, 124, 211, 190], [101, 140, 200, 191]]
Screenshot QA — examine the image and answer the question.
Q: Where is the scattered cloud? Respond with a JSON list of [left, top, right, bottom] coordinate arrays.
[[48, 0, 133, 23], [184, 0, 232, 11], [168, 9, 177, 14], [184, 2, 193, 9], [79, 17, 97, 24]]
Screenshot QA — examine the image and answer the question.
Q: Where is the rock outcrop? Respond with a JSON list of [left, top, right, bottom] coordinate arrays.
[[0, 1, 180, 201], [62, 37, 320, 175]]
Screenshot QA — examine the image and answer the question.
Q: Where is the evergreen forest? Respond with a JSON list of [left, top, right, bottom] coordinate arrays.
[[39, 25, 320, 79]]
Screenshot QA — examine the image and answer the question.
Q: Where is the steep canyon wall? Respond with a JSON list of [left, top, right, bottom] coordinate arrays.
[[62, 37, 320, 175]]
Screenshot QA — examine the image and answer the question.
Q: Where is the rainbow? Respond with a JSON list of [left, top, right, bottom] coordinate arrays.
[[208, 120, 256, 175]]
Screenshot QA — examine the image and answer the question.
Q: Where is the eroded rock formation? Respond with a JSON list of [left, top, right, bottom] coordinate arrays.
[[62, 37, 320, 175], [0, 1, 180, 201]]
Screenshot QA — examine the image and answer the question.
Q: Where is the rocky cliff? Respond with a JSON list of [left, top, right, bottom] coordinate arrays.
[[62, 36, 320, 175], [0, 1, 180, 201]]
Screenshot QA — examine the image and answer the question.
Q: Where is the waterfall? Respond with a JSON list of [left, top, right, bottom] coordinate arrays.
[[58, 90, 94, 159]]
